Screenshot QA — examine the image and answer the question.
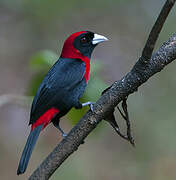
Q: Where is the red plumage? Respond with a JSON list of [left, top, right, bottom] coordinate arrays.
[[31, 108, 59, 130]]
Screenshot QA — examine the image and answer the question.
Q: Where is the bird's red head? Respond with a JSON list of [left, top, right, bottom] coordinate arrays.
[[61, 31, 108, 83], [61, 31, 108, 60]]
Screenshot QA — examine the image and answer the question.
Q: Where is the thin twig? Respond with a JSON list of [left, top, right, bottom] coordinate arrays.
[[142, 0, 176, 60], [121, 98, 135, 146]]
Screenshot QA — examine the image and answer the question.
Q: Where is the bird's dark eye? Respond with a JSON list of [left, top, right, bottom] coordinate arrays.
[[80, 36, 88, 43]]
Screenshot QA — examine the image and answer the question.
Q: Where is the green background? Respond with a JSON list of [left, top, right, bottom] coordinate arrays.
[[0, 0, 176, 179]]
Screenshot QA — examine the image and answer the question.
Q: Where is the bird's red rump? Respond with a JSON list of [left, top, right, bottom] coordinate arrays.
[[31, 108, 59, 131]]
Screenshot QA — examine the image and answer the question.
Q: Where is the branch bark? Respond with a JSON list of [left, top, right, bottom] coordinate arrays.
[[29, 0, 176, 179]]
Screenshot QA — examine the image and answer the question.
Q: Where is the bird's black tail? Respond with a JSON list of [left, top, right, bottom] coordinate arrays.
[[17, 125, 43, 175]]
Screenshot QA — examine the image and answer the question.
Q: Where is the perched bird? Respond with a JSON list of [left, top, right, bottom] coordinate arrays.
[[17, 31, 108, 175]]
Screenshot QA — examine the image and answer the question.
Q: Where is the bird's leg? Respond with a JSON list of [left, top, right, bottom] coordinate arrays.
[[53, 121, 85, 144], [82, 101, 95, 111], [53, 122, 67, 137], [74, 101, 95, 111]]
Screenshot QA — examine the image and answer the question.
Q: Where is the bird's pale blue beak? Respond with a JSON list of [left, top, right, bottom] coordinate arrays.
[[92, 34, 108, 44]]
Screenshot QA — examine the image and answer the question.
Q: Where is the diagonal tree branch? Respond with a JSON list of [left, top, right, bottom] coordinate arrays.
[[29, 0, 176, 179], [29, 33, 176, 180]]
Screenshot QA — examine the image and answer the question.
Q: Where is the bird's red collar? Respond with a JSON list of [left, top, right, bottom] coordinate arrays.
[[61, 31, 90, 83]]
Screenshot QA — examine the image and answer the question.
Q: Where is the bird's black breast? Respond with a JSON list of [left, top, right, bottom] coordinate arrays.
[[29, 58, 87, 124]]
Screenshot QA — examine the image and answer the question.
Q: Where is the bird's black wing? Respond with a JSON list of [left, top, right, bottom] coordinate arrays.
[[29, 58, 86, 124]]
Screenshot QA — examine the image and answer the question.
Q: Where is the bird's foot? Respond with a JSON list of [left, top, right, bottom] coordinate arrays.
[[82, 101, 95, 112], [53, 122, 68, 138], [62, 133, 67, 137], [89, 103, 95, 112]]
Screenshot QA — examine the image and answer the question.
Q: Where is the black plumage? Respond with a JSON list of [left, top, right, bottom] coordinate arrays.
[[30, 58, 87, 124]]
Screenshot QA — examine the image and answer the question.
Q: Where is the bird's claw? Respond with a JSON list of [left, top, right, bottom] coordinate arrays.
[[82, 101, 95, 112], [89, 103, 95, 112], [62, 133, 67, 137]]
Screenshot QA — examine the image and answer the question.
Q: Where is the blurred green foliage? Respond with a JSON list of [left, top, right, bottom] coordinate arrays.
[[0, 0, 125, 24], [29, 50, 107, 124]]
